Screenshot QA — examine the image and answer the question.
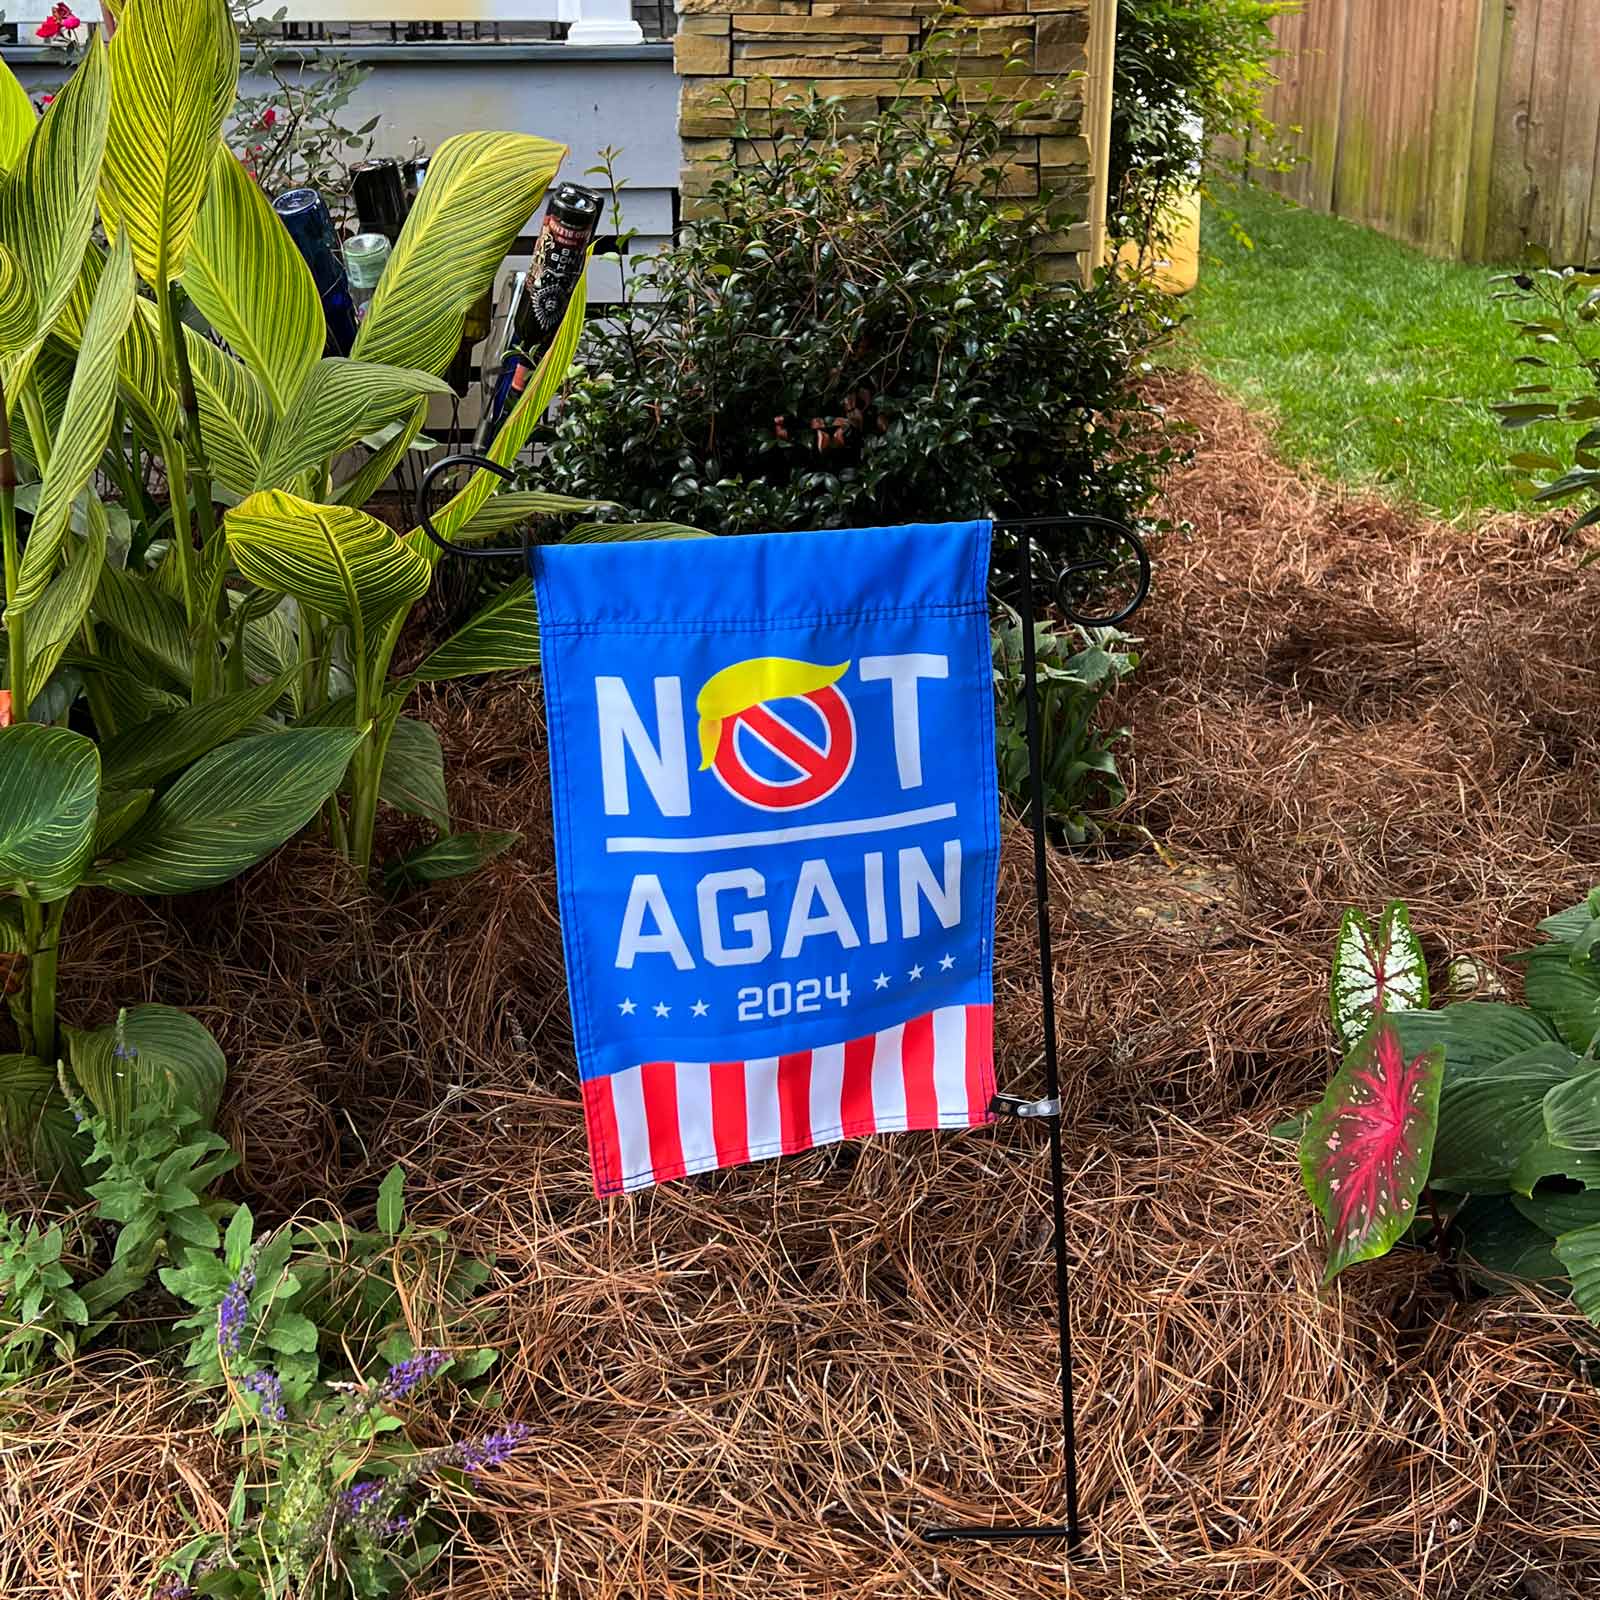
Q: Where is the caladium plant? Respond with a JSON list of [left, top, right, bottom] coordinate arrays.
[[1330, 899, 1429, 1050], [1300, 1017, 1446, 1283]]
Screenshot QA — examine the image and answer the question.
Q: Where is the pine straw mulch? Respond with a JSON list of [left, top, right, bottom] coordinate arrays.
[[6, 370, 1600, 1598]]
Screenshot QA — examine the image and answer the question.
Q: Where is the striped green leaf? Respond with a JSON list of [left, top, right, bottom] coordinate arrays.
[[92, 564, 193, 687], [99, 670, 293, 791], [334, 400, 428, 509], [183, 144, 320, 415], [0, 1052, 83, 1183], [352, 129, 566, 375], [0, 57, 34, 171], [0, 34, 108, 372], [93, 788, 153, 855], [411, 262, 587, 560], [64, 1003, 226, 1134], [455, 489, 622, 541], [10, 232, 135, 613], [0, 723, 100, 902], [384, 829, 521, 891], [1545, 1066, 1600, 1152], [377, 717, 448, 831], [256, 358, 449, 491], [407, 581, 537, 684], [186, 328, 270, 494], [564, 520, 712, 543], [0, 241, 35, 349], [226, 490, 432, 638], [24, 492, 110, 690], [88, 726, 363, 896], [100, 0, 238, 287]]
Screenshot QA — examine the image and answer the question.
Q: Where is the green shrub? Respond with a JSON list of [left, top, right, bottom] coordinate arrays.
[[1109, 0, 1297, 249], [544, 46, 1180, 556], [0, 1211, 87, 1385]]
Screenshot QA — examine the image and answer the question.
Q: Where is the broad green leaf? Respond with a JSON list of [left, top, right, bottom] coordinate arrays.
[[11, 233, 135, 613], [1431, 1042, 1582, 1193], [1300, 1017, 1444, 1284], [563, 519, 712, 543], [1511, 1137, 1600, 1194], [255, 358, 449, 491], [93, 564, 193, 685], [0, 723, 99, 902], [1538, 889, 1600, 946], [353, 128, 566, 375], [383, 829, 521, 891], [1554, 1222, 1600, 1323], [88, 726, 363, 895], [1516, 945, 1600, 1054], [226, 490, 431, 637], [0, 1053, 83, 1183], [24, 494, 110, 690], [334, 399, 427, 509], [1512, 1186, 1600, 1237], [0, 58, 34, 172], [406, 581, 537, 684], [1452, 1195, 1564, 1287], [455, 489, 621, 541], [1388, 1003, 1561, 1077], [183, 144, 320, 415], [64, 1003, 228, 1134], [100, 0, 239, 287], [377, 1163, 404, 1237], [186, 329, 271, 494], [0, 35, 108, 375], [224, 1203, 253, 1271], [377, 717, 448, 832], [98, 671, 293, 792], [93, 788, 153, 855], [1544, 1066, 1600, 1151], [409, 263, 587, 559], [1329, 901, 1428, 1051]]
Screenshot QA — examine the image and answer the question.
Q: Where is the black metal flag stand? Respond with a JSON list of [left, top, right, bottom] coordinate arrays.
[[414, 467, 1151, 1557]]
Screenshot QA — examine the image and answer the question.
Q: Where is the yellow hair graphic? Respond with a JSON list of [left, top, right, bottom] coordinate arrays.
[[695, 657, 849, 770]]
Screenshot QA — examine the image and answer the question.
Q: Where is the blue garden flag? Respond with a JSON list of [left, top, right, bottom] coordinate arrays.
[[533, 521, 1000, 1195]]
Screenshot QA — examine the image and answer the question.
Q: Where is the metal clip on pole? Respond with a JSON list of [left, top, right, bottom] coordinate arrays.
[[413, 451, 528, 561]]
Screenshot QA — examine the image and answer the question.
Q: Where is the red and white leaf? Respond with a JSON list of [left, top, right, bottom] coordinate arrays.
[[1330, 900, 1430, 1049], [1300, 1017, 1445, 1283]]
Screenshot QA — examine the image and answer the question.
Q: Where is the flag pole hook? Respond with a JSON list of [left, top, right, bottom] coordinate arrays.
[[413, 452, 532, 560], [925, 512, 1149, 1553]]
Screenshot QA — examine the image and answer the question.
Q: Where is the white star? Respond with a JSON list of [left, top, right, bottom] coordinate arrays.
[[873, 972, 890, 991], [939, 953, 956, 972], [691, 998, 709, 1017], [654, 1001, 671, 1018], [908, 964, 923, 981], [618, 998, 637, 1016]]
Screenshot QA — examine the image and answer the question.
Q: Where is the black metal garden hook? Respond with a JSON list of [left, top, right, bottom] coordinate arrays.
[[413, 451, 526, 561]]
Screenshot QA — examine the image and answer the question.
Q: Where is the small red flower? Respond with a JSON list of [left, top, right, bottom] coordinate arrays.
[[0, 689, 12, 727], [35, 15, 60, 37], [37, 93, 55, 108], [261, 107, 277, 129]]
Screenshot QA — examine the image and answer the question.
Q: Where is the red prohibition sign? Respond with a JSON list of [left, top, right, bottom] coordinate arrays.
[[712, 686, 856, 810]]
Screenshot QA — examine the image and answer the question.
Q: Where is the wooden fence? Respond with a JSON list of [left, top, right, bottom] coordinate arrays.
[[1258, 0, 1600, 264]]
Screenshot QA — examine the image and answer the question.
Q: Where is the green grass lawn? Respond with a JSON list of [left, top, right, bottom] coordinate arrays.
[[1180, 184, 1557, 520]]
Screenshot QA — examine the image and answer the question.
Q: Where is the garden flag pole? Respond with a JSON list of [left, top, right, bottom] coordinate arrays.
[[414, 460, 1150, 1555]]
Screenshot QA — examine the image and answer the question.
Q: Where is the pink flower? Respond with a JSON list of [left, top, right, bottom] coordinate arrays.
[[53, 2, 82, 25], [37, 93, 55, 108], [35, 15, 60, 37]]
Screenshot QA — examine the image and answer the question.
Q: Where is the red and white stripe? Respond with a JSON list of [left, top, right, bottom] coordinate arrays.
[[581, 1003, 995, 1195]]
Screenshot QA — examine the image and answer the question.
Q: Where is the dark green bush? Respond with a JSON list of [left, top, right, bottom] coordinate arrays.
[[544, 47, 1181, 557]]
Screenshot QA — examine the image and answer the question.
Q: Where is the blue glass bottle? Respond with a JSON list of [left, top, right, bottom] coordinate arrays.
[[272, 187, 359, 357]]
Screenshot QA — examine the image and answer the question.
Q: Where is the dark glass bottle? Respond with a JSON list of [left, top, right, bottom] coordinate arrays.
[[272, 187, 358, 357], [350, 158, 408, 245], [473, 182, 602, 448]]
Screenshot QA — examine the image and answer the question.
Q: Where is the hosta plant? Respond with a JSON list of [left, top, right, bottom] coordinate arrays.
[[1295, 890, 1600, 1325]]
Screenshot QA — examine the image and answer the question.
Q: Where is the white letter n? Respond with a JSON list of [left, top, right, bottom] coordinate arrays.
[[596, 676, 689, 817]]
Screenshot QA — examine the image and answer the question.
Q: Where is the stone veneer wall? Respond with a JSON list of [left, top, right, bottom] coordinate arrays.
[[674, 0, 1106, 283]]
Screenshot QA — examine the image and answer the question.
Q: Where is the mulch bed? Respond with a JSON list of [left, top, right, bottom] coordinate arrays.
[[5, 371, 1600, 1599]]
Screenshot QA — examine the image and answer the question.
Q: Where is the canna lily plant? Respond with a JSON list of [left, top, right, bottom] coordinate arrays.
[[0, 0, 654, 1170]]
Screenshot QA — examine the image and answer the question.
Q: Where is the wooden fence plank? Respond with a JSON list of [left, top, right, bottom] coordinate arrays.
[[1463, 0, 1508, 261]]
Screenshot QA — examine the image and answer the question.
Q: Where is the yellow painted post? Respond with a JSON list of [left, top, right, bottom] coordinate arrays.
[[1084, 0, 1119, 285]]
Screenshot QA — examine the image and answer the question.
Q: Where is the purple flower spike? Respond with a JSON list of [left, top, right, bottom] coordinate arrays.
[[241, 1367, 287, 1422], [456, 1422, 532, 1474], [378, 1347, 450, 1402], [340, 1480, 385, 1518], [216, 1267, 255, 1359]]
